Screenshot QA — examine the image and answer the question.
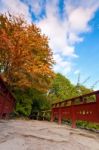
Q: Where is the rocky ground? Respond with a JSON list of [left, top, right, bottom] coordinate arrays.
[[0, 119, 99, 150]]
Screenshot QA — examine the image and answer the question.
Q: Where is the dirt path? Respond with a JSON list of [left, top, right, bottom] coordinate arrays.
[[0, 119, 99, 150]]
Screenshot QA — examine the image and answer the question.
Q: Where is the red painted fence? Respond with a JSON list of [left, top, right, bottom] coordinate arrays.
[[51, 90, 99, 128], [0, 76, 15, 118]]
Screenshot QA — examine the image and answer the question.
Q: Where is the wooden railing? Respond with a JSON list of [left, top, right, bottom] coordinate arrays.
[[51, 90, 99, 128], [30, 110, 51, 120]]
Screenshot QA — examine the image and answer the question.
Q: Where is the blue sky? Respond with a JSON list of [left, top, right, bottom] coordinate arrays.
[[0, 0, 99, 90]]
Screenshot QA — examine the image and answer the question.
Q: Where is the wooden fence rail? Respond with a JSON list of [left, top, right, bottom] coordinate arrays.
[[51, 90, 99, 128]]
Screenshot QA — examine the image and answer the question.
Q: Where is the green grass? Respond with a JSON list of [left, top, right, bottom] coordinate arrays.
[[76, 121, 99, 130]]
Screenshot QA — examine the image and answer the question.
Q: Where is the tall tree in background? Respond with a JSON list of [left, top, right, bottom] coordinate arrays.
[[48, 73, 75, 102], [48, 73, 92, 103], [0, 13, 54, 91]]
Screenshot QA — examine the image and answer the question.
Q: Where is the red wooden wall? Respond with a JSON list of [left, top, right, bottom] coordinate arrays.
[[51, 90, 99, 128], [0, 77, 15, 118]]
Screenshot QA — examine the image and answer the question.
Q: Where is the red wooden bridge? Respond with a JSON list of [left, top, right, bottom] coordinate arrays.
[[0, 76, 15, 118], [51, 90, 99, 128]]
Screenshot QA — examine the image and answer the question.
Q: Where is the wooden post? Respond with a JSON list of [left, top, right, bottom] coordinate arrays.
[[58, 103, 62, 125], [96, 93, 99, 106], [51, 108, 54, 122], [37, 112, 39, 120], [43, 112, 45, 120], [1, 98, 5, 119], [71, 100, 76, 128], [96, 93, 99, 121]]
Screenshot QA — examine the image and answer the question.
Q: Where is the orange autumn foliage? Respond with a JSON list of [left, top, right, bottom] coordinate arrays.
[[0, 13, 54, 91]]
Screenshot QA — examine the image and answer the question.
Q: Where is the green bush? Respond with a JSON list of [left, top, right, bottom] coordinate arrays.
[[76, 121, 99, 130]]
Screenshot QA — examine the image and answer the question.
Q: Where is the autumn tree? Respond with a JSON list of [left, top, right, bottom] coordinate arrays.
[[0, 13, 54, 91]]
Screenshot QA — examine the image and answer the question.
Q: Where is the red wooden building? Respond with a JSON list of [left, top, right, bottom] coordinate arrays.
[[0, 76, 15, 118]]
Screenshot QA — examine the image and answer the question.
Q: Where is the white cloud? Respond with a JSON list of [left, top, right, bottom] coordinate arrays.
[[36, 0, 99, 74], [53, 54, 72, 75], [67, 6, 98, 33], [36, 1, 79, 63], [0, 0, 32, 23], [68, 32, 83, 44]]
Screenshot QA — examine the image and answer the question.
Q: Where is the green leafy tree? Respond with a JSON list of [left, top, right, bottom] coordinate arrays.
[[13, 88, 33, 116], [48, 73, 93, 103], [13, 87, 51, 117], [48, 73, 75, 102]]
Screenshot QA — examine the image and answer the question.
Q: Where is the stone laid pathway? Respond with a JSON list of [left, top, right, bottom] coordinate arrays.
[[0, 120, 99, 150]]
